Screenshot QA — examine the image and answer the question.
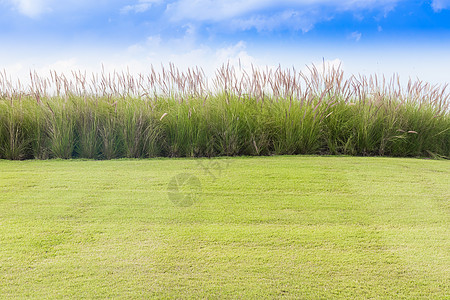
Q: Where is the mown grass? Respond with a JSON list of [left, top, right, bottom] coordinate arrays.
[[0, 156, 448, 298], [0, 65, 449, 160]]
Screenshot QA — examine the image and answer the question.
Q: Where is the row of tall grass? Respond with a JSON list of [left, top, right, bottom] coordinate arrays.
[[0, 64, 449, 159]]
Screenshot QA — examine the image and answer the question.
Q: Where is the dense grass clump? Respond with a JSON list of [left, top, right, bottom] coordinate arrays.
[[0, 64, 449, 159]]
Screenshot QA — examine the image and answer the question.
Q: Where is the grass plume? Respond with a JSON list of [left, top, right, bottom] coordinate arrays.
[[0, 64, 448, 159]]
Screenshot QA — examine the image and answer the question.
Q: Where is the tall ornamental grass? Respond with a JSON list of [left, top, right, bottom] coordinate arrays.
[[0, 64, 448, 159]]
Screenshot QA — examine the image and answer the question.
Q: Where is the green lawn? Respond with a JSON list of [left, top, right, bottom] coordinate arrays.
[[0, 156, 448, 298]]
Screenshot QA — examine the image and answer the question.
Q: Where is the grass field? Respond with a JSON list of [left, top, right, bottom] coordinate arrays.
[[0, 156, 448, 298]]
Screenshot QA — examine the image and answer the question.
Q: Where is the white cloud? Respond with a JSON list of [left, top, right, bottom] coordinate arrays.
[[121, 0, 161, 14], [8, 0, 53, 18], [127, 23, 197, 54], [349, 31, 362, 42], [121, 39, 258, 79], [164, 0, 401, 32], [215, 41, 256, 68], [127, 35, 162, 54], [4, 0, 115, 18], [165, 0, 401, 22], [431, 0, 450, 11], [231, 10, 318, 33]]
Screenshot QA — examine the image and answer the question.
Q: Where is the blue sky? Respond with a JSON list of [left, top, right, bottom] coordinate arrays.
[[0, 0, 449, 85]]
